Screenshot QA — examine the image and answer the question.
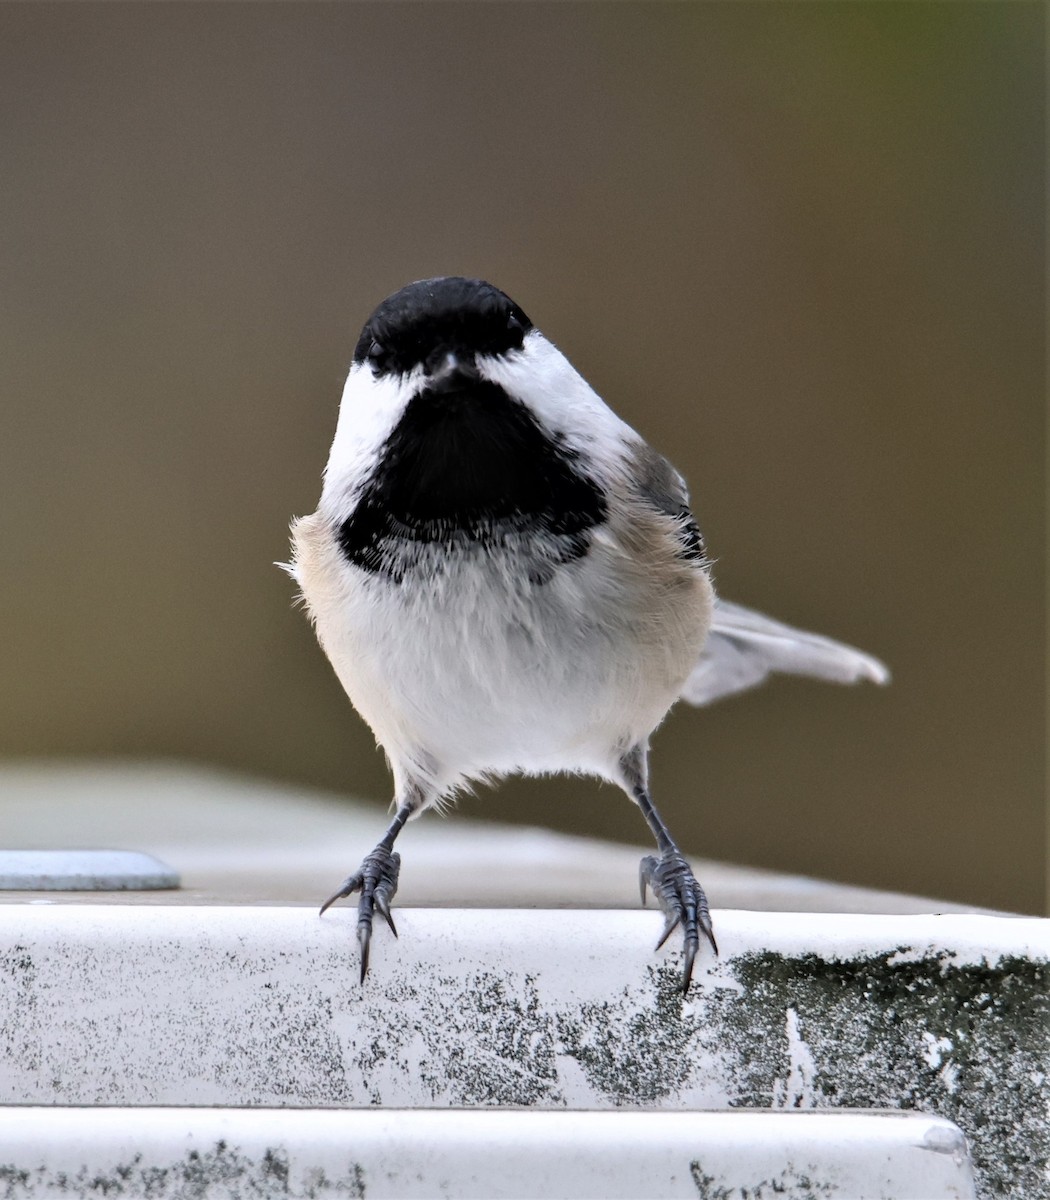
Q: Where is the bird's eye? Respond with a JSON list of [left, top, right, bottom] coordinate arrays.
[[367, 340, 385, 365], [507, 314, 521, 333]]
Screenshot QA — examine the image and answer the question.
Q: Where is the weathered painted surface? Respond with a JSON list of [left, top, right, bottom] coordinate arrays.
[[0, 908, 1045, 1198], [0, 1108, 976, 1199]]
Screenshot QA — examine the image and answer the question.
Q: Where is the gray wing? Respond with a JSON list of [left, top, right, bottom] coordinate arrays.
[[681, 597, 890, 707], [629, 442, 708, 565]]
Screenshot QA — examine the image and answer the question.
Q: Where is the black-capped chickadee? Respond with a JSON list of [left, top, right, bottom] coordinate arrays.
[[287, 277, 888, 993]]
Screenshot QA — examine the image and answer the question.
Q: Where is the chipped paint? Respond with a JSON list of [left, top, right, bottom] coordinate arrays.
[[772, 1007, 818, 1110], [0, 908, 1044, 1198]]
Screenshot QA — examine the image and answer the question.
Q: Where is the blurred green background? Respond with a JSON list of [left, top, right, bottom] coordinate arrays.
[[1, 3, 1044, 913]]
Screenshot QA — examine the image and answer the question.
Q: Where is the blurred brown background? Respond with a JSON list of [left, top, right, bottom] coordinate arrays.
[[1, 3, 1044, 913]]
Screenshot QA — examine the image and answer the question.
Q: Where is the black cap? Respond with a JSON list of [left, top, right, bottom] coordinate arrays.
[[354, 277, 533, 377]]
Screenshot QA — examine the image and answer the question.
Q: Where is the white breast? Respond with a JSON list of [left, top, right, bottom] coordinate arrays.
[[291, 510, 712, 795]]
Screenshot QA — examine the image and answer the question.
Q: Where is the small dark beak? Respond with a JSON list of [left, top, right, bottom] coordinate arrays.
[[426, 350, 480, 391]]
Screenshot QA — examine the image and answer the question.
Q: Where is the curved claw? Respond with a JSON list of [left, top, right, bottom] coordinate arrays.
[[654, 913, 681, 951], [320, 846, 402, 982], [699, 910, 718, 957], [638, 848, 716, 994], [639, 855, 657, 906], [318, 872, 363, 917], [681, 940, 698, 995], [357, 921, 372, 984], [374, 890, 398, 937]]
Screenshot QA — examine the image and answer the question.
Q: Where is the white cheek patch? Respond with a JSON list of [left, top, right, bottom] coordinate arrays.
[[320, 363, 422, 519], [478, 332, 639, 483]]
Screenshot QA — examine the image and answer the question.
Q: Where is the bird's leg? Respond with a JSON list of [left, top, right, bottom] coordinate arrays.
[[319, 782, 427, 983], [619, 745, 717, 995]]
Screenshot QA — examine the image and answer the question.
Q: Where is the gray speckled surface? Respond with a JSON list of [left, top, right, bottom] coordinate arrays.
[[0, 1109, 976, 1199], [0, 907, 1045, 1198]]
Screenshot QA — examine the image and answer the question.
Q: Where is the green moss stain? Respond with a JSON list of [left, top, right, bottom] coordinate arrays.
[[555, 948, 1046, 1199], [339, 946, 1046, 1196], [720, 950, 1048, 1199]]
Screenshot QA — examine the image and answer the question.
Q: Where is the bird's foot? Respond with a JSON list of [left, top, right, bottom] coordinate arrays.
[[639, 848, 717, 995], [319, 845, 401, 983]]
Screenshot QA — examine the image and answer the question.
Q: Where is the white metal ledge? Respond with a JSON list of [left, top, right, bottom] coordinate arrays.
[[0, 907, 1045, 1199], [0, 1108, 976, 1199]]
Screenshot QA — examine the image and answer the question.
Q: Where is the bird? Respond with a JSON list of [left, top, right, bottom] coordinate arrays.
[[286, 276, 888, 993]]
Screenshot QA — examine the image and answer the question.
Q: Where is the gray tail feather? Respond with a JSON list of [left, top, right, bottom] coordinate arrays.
[[681, 598, 890, 707]]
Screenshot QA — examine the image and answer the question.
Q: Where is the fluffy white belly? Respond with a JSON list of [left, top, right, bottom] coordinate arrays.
[[293, 514, 712, 791]]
